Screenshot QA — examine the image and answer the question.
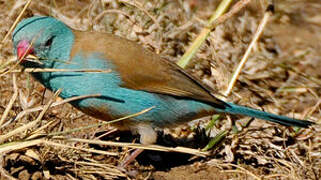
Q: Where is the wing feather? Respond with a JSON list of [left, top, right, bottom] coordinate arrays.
[[72, 30, 226, 107]]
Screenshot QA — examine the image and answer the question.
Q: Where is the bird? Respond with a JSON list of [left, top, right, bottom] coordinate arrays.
[[12, 16, 313, 166]]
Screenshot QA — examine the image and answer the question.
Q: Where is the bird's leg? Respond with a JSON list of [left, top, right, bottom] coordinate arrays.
[[120, 123, 157, 167], [120, 149, 144, 167]]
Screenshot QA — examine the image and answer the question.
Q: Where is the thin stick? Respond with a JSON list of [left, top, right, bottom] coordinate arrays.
[[10, 94, 101, 124], [44, 141, 118, 156], [209, 0, 251, 30], [224, 5, 273, 96], [0, 139, 44, 153], [47, 106, 155, 137], [0, 31, 39, 77], [60, 137, 209, 157], [26, 120, 58, 139], [220, 163, 261, 180], [1, 68, 112, 73], [0, 158, 17, 180], [1, 0, 32, 44], [0, 75, 18, 127], [0, 90, 61, 143], [119, 0, 160, 29], [177, 0, 233, 68], [94, 9, 136, 25], [71, 161, 122, 170]]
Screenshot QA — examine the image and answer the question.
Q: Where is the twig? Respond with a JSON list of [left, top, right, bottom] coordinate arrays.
[[10, 94, 101, 124], [2, 68, 112, 73], [47, 106, 155, 137], [0, 139, 44, 153], [119, 0, 160, 29], [0, 75, 18, 127], [209, 0, 251, 30], [0, 154, 18, 180], [177, 0, 234, 68], [0, 90, 61, 143], [0, 0, 32, 45], [94, 9, 136, 25], [220, 163, 261, 180], [44, 141, 118, 156], [59, 137, 209, 157], [224, 4, 274, 96]]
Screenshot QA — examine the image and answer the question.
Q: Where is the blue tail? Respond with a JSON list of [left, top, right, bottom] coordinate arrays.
[[216, 102, 313, 128]]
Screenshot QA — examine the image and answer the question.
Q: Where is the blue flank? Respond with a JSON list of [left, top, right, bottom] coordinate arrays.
[[35, 52, 214, 127]]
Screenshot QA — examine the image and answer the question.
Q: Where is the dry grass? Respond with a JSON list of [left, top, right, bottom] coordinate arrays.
[[0, 0, 320, 179]]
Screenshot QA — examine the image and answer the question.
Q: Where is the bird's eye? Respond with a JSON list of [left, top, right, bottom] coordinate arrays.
[[45, 36, 55, 47]]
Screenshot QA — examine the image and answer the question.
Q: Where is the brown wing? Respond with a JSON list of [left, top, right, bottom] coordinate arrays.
[[71, 30, 225, 107]]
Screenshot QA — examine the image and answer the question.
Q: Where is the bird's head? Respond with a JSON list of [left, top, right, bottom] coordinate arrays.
[[12, 16, 74, 67]]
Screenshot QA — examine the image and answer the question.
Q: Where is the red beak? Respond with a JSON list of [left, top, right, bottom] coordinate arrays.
[[17, 40, 34, 61]]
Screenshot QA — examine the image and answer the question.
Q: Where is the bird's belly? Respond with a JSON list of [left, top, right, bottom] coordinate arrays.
[[45, 72, 214, 127], [73, 85, 214, 127]]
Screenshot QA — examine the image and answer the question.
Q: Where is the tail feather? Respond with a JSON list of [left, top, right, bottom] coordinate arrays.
[[217, 102, 314, 128]]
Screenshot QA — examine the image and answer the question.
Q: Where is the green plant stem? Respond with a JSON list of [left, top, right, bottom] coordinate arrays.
[[177, 0, 233, 68]]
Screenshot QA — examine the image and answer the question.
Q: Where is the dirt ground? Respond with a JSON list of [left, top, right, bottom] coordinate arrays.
[[0, 0, 320, 179]]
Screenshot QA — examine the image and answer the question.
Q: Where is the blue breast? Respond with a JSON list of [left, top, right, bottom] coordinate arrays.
[[34, 53, 214, 127]]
